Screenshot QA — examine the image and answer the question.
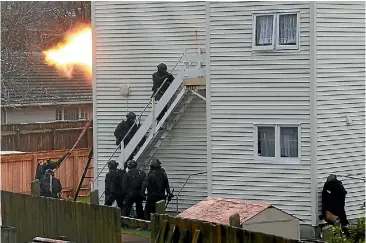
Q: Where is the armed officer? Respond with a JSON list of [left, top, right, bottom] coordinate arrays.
[[141, 159, 173, 220], [321, 174, 349, 235], [35, 152, 70, 180], [152, 63, 175, 122], [104, 160, 126, 212], [121, 160, 146, 219], [40, 169, 62, 199], [114, 112, 146, 161]]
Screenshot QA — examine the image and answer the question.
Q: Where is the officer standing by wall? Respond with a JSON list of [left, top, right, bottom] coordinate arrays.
[[104, 160, 125, 213], [121, 160, 146, 219], [141, 159, 173, 220]]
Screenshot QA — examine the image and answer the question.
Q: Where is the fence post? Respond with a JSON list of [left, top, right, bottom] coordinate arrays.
[[31, 180, 40, 196], [31, 154, 37, 181], [155, 200, 165, 214], [229, 213, 240, 227], [52, 128, 56, 150], [15, 129, 21, 151], [72, 151, 79, 198], [90, 189, 99, 205]]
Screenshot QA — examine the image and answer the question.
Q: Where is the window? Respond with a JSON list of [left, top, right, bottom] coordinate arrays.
[[1, 109, 7, 124], [79, 107, 88, 120], [55, 106, 89, 121], [253, 12, 299, 51], [56, 107, 63, 121], [64, 107, 79, 121], [254, 125, 300, 162]]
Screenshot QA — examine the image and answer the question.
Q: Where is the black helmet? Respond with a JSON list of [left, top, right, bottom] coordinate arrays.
[[107, 160, 119, 170], [150, 159, 162, 168], [126, 112, 136, 120], [157, 63, 167, 71], [127, 160, 137, 169]]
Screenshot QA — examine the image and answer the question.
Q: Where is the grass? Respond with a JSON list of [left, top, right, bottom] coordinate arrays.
[[121, 227, 151, 238]]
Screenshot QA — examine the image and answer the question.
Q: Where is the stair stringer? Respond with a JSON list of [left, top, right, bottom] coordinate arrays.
[[130, 86, 189, 164], [117, 69, 186, 163], [138, 91, 195, 170]]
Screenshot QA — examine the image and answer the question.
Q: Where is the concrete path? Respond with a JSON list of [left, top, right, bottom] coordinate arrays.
[[122, 234, 150, 243]]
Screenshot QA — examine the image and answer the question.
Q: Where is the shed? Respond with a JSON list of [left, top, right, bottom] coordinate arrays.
[[178, 196, 300, 240]]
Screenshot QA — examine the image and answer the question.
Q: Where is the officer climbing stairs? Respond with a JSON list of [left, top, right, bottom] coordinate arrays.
[[93, 48, 207, 203]]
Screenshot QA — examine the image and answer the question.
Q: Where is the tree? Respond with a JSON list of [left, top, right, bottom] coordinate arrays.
[[1, 1, 91, 108]]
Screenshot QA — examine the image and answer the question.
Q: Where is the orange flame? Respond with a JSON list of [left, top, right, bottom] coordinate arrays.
[[43, 26, 92, 79]]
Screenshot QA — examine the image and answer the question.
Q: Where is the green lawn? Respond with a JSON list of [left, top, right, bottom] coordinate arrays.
[[121, 228, 151, 238]]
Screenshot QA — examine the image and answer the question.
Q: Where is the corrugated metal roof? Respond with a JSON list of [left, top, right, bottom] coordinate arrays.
[[1, 52, 92, 107], [178, 196, 272, 225]]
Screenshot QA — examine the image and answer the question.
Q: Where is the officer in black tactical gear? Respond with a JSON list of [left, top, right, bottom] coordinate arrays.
[[321, 174, 349, 236], [35, 152, 70, 180], [40, 169, 62, 199], [114, 112, 146, 161], [121, 160, 146, 219], [114, 112, 139, 147], [142, 159, 173, 220], [104, 160, 126, 212], [152, 63, 175, 122]]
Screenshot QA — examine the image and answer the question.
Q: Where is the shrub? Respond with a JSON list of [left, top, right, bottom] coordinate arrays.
[[327, 218, 365, 243]]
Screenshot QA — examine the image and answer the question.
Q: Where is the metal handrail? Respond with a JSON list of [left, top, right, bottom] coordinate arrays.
[[92, 54, 184, 186], [175, 171, 207, 214]]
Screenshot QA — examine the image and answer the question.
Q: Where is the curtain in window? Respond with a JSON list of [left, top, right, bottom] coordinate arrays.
[[280, 127, 298, 157], [258, 127, 275, 157], [256, 15, 274, 46], [279, 14, 297, 45]]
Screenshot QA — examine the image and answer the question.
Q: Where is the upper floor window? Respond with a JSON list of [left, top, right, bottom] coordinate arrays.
[[253, 12, 299, 51], [254, 124, 301, 163]]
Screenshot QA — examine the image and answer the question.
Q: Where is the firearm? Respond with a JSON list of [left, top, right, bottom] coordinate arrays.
[[165, 188, 175, 209]]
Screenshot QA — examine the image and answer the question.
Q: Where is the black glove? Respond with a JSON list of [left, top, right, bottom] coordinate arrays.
[[167, 193, 174, 200]]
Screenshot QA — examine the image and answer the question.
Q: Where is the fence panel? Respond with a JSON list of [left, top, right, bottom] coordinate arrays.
[[152, 214, 300, 243], [1, 191, 121, 243], [0, 149, 93, 198], [1, 121, 93, 152]]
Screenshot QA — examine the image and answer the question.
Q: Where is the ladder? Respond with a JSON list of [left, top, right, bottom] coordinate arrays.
[[92, 48, 206, 198], [73, 146, 93, 201]]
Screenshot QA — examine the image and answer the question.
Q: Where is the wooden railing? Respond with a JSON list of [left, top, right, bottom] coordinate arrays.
[[0, 149, 93, 199]]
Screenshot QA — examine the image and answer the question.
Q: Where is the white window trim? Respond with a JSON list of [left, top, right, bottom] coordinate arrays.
[[252, 11, 300, 51], [252, 13, 276, 51], [253, 124, 302, 163], [276, 12, 300, 50]]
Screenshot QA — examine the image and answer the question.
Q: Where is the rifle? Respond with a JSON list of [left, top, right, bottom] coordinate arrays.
[[165, 188, 175, 210]]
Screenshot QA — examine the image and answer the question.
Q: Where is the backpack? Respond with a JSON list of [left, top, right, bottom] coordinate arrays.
[[131, 170, 145, 190]]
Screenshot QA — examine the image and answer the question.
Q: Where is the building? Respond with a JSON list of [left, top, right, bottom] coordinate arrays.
[[92, 1, 365, 238], [1, 53, 93, 124]]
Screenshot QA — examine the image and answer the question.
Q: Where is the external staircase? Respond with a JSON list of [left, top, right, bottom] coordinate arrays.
[[93, 48, 206, 196]]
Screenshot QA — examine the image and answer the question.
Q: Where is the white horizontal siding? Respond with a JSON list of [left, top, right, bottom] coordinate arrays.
[[151, 96, 207, 213], [93, 2, 206, 202], [316, 2, 365, 220], [209, 2, 312, 224]]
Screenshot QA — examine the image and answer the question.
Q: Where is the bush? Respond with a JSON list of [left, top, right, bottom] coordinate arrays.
[[327, 218, 365, 243]]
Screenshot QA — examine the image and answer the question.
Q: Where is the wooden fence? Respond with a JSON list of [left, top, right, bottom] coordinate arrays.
[[1, 149, 93, 199], [1, 121, 93, 152], [1, 190, 121, 243], [151, 214, 299, 243]]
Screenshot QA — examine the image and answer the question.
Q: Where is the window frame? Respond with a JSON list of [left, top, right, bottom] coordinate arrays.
[[252, 13, 276, 51], [1, 109, 7, 124], [275, 12, 300, 50], [253, 124, 301, 163], [252, 11, 300, 51], [55, 106, 89, 121]]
